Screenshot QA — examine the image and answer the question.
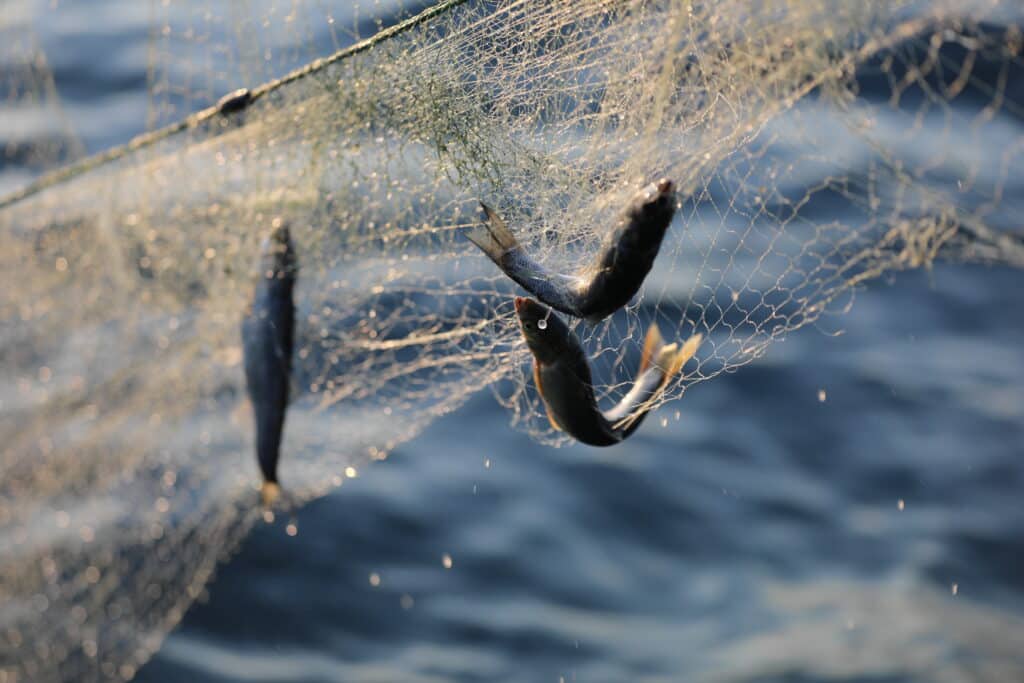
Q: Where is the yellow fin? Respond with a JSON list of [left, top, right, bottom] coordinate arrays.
[[611, 332, 703, 433], [674, 333, 703, 375], [638, 323, 665, 374], [661, 332, 702, 380], [261, 481, 281, 507], [534, 361, 563, 432]]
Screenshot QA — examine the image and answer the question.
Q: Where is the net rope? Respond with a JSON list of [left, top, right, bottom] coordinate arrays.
[[1, 0, 1023, 680]]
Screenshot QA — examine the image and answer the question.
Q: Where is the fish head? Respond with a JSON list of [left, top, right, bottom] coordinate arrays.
[[515, 296, 568, 365]]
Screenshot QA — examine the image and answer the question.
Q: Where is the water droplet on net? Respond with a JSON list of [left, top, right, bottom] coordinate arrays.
[[537, 318, 547, 330]]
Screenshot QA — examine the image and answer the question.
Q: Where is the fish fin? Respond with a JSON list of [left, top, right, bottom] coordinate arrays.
[[261, 481, 281, 507], [466, 203, 520, 264], [648, 331, 702, 399], [663, 332, 702, 380], [610, 332, 703, 434], [638, 323, 666, 374], [534, 361, 563, 432]]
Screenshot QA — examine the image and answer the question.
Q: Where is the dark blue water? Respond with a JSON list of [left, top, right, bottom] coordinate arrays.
[[129, 263, 1024, 683], [4, 2, 1024, 681]]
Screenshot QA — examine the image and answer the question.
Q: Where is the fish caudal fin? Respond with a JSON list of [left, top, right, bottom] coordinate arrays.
[[261, 481, 281, 507], [639, 324, 701, 382], [660, 332, 702, 382], [638, 322, 666, 374], [466, 203, 520, 265], [607, 327, 702, 436], [645, 330, 702, 404]]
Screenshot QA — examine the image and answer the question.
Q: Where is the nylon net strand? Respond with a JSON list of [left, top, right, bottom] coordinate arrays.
[[1, 0, 1023, 681]]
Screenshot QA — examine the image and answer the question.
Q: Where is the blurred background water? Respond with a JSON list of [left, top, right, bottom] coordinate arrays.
[[2, 2, 1023, 681]]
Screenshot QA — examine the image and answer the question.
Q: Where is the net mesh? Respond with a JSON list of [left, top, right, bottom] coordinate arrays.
[[1, 0, 1023, 680], [0, 3, 83, 190]]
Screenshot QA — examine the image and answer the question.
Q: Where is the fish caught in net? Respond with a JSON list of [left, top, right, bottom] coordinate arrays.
[[1, 0, 1023, 680]]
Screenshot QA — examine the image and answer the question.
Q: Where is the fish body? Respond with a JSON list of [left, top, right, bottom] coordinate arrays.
[[515, 296, 700, 446], [217, 88, 252, 115], [471, 179, 676, 323], [579, 179, 677, 321], [241, 223, 296, 504]]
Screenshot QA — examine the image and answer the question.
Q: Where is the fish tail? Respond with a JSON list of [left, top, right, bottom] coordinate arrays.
[[612, 328, 702, 436], [639, 325, 701, 384], [467, 202, 520, 264], [261, 481, 282, 507], [638, 323, 666, 374], [644, 331, 702, 408], [659, 332, 702, 385]]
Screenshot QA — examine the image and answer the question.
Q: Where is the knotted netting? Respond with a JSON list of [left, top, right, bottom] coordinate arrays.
[[1, 0, 1022, 680]]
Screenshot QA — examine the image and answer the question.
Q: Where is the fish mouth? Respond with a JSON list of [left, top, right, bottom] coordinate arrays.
[[514, 296, 527, 313], [656, 178, 674, 195]]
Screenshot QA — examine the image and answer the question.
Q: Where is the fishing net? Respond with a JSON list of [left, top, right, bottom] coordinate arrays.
[[1, 0, 1023, 680], [0, 7, 82, 191]]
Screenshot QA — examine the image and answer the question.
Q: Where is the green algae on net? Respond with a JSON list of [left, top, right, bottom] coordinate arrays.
[[2, 0, 1024, 681]]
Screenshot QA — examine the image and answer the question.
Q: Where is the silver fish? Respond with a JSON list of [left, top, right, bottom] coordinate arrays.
[[470, 179, 677, 323], [515, 296, 701, 446], [241, 222, 296, 505]]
